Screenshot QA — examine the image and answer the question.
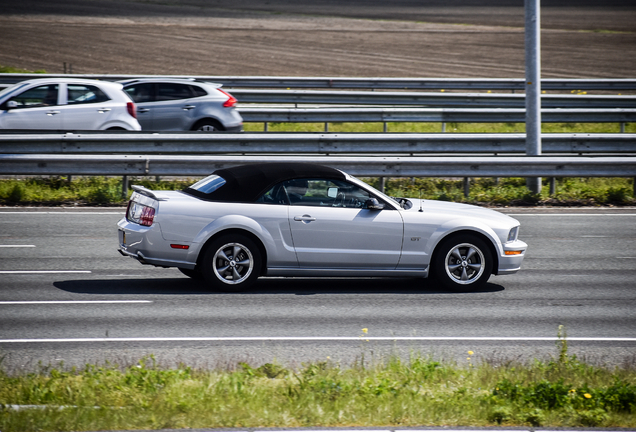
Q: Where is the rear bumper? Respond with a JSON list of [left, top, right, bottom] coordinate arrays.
[[117, 219, 196, 269]]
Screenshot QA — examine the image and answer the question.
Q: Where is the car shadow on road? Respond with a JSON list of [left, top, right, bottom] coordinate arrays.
[[54, 276, 505, 295]]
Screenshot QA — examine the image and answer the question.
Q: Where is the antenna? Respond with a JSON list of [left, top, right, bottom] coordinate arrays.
[[418, 190, 423, 212]]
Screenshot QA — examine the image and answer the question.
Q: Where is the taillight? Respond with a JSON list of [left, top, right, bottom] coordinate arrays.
[[218, 88, 237, 108], [140, 206, 155, 226], [127, 200, 155, 226], [127, 101, 137, 119]]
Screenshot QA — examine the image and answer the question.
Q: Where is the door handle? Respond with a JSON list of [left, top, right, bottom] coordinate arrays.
[[294, 215, 316, 223], [137, 108, 150, 113], [97, 108, 111, 113], [46, 110, 61, 116], [183, 105, 196, 111]]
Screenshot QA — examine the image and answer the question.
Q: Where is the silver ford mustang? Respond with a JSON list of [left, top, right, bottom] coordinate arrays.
[[118, 163, 527, 291]]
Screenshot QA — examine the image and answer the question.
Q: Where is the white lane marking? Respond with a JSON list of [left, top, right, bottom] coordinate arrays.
[[0, 300, 152, 305], [0, 270, 91, 274], [1, 336, 634, 343], [0, 245, 36, 247], [0, 212, 122, 214], [507, 213, 636, 216]]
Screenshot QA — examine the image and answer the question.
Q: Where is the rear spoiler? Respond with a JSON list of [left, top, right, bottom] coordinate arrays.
[[131, 185, 165, 201]]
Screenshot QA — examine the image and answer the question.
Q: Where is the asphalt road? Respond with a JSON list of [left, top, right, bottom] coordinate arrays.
[[1, 206, 635, 373]]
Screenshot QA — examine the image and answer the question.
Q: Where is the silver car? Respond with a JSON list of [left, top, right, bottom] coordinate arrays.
[[118, 163, 527, 291], [0, 78, 141, 131], [120, 78, 243, 132]]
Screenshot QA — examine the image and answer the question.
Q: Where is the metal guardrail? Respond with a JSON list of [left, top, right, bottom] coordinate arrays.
[[239, 107, 636, 123], [1, 133, 634, 155], [1, 74, 635, 91], [1, 154, 634, 177], [231, 90, 636, 108]]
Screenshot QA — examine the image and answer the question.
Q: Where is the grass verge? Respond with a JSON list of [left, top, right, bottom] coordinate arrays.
[[0, 176, 634, 207], [1, 332, 635, 431]]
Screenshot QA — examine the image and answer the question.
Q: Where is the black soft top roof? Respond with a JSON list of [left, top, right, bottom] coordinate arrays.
[[184, 162, 346, 202]]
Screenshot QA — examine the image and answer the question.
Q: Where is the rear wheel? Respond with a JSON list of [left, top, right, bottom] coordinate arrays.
[[192, 119, 224, 132], [201, 234, 261, 291], [433, 234, 493, 291]]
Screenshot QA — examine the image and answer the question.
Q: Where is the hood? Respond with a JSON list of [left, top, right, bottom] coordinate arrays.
[[405, 198, 518, 227]]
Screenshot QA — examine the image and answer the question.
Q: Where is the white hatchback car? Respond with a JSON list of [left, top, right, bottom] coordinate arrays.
[[0, 78, 141, 131]]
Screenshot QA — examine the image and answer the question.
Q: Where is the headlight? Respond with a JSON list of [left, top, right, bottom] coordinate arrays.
[[507, 226, 519, 242]]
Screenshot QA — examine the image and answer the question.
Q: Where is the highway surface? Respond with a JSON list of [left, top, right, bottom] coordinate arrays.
[[1, 206, 635, 373]]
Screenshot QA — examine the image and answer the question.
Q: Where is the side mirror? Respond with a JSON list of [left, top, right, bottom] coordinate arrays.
[[5, 100, 18, 110], [365, 198, 384, 210], [327, 187, 338, 198]]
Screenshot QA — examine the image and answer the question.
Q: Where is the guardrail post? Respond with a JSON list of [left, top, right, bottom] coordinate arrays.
[[463, 177, 470, 198], [621, 122, 626, 133], [121, 175, 129, 199], [264, 122, 268, 132], [379, 176, 385, 193], [525, 0, 542, 195], [549, 177, 556, 195]]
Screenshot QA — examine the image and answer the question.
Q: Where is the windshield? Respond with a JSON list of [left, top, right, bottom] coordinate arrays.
[[0, 82, 27, 100], [188, 175, 227, 194]]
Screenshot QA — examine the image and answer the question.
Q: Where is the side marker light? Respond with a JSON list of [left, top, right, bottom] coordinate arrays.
[[505, 250, 523, 255], [170, 244, 190, 250]]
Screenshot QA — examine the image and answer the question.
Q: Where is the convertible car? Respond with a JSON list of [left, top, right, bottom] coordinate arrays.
[[118, 163, 527, 291]]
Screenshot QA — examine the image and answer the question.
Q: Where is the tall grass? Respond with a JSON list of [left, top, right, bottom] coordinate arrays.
[[1, 176, 633, 206], [1, 338, 635, 431]]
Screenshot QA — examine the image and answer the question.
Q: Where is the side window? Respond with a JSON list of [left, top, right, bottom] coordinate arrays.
[[256, 178, 376, 208], [124, 83, 155, 103], [9, 84, 58, 108], [67, 85, 110, 105], [156, 83, 193, 101], [190, 85, 208, 97]]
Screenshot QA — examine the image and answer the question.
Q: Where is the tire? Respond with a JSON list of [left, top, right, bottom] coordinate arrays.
[[201, 234, 261, 291], [432, 234, 493, 292], [192, 119, 224, 132], [178, 267, 203, 280]]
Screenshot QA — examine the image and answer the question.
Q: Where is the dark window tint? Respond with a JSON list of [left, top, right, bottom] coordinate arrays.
[[67, 85, 110, 104], [156, 83, 193, 101], [124, 83, 155, 103], [9, 84, 59, 108], [190, 85, 208, 97], [257, 178, 376, 208]]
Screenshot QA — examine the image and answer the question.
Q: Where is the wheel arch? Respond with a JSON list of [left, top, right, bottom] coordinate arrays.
[[430, 229, 499, 277], [191, 117, 225, 131], [196, 228, 268, 276]]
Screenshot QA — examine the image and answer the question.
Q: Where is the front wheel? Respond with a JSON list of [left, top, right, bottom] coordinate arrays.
[[432, 234, 493, 291], [201, 235, 261, 291]]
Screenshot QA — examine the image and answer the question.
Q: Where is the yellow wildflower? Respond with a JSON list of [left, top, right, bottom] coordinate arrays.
[[468, 350, 474, 355], [362, 328, 368, 334], [584, 393, 592, 399]]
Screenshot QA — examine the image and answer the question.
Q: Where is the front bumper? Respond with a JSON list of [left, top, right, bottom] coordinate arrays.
[[496, 239, 528, 275]]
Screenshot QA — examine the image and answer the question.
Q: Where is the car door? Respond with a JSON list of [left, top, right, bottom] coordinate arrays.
[[123, 83, 155, 130], [0, 84, 62, 129], [61, 83, 114, 130], [285, 178, 404, 269], [151, 83, 196, 130]]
